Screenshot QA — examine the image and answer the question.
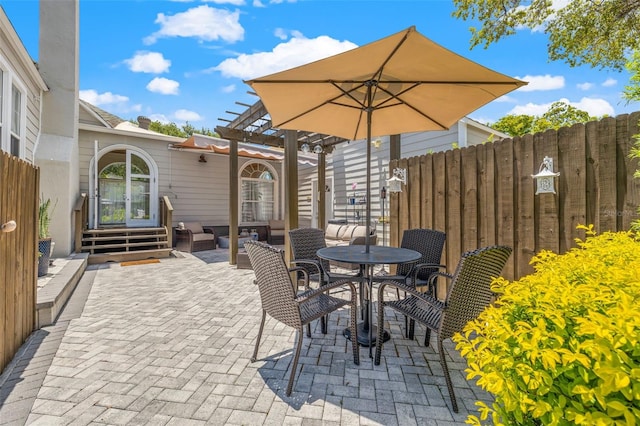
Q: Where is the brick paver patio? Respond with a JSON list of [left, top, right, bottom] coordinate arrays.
[[0, 249, 492, 425]]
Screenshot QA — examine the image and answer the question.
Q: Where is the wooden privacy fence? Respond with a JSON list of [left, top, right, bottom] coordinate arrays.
[[0, 152, 39, 374], [389, 112, 640, 284]]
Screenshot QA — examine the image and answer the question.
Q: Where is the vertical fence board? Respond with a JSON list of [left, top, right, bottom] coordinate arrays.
[[620, 112, 640, 229], [626, 112, 640, 228], [397, 157, 410, 235], [408, 156, 422, 229], [585, 121, 599, 229], [445, 150, 462, 284], [534, 130, 560, 254], [478, 143, 496, 248], [494, 139, 515, 280], [616, 114, 630, 230], [515, 135, 536, 277], [598, 117, 618, 232], [461, 146, 478, 252], [432, 151, 448, 286], [558, 124, 587, 252], [420, 155, 433, 229], [0, 154, 6, 369]]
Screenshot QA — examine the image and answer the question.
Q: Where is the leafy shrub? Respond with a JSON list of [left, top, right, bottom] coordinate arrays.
[[454, 226, 640, 425]]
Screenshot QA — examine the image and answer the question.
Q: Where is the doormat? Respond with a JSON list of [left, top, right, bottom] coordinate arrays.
[[120, 259, 161, 267]]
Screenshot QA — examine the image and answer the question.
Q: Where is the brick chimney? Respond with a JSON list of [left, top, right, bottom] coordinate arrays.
[[138, 116, 151, 130]]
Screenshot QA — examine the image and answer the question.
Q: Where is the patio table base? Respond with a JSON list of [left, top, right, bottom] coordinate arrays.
[[344, 324, 390, 347]]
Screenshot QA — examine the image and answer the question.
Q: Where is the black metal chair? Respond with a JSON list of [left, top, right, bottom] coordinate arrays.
[[374, 245, 512, 412], [245, 240, 360, 396], [373, 228, 446, 342]]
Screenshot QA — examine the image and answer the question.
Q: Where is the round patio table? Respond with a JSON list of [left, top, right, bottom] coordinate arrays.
[[317, 245, 420, 357]]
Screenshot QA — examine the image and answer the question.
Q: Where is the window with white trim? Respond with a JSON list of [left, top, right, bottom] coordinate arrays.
[[0, 57, 27, 159], [240, 162, 275, 222]]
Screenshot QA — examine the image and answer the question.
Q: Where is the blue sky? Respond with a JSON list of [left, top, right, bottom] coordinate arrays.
[[3, 0, 639, 131]]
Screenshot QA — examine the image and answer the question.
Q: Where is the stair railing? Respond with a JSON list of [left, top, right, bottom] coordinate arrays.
[[74, 193, 88, 253], [160, 196, 174, 248]]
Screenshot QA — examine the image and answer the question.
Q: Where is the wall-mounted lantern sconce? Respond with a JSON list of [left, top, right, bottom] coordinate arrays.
[[198, 154, 207, 163], [386, 167, 407, 193], [372, 139, 382, 149], [531, 156, 560, 194], [300, 143, 310, 153], [313, 144, 323, 154], [1, 220, 17, 233]]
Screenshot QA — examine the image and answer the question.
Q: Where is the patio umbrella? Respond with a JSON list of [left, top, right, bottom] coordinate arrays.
[[246, 26, 526, 252]]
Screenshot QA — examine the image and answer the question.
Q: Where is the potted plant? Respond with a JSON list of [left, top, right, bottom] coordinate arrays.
[[38, 197, 55, 277]]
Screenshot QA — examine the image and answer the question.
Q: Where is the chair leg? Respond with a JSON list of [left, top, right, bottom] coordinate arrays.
[[286, 328, 305, 396], [321, 314, 329, 334], [374, 301, 385, 365], [424, 329, 431, 347], [408, 318, 416, 340], [306, 323, 311, 337], [438, 338, 458, 413], [349, 296, 360, 365], [251, 310, 266, 362]]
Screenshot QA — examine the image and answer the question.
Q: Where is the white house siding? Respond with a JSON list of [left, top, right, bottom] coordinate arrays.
[[79, 129, 283, 228], [0, 8, 46, 162]]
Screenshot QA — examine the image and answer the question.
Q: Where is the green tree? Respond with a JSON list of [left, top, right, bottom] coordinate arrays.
[[452, 0, 640, 71], [624, 51, 640, 103], [532, 101, 597, 133], [491, 114, 535, 137], [490, 101, 597, 137], [148, 121, 187, 138]]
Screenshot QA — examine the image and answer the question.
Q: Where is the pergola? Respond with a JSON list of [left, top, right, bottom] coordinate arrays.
[[215, 95, 403, 265]]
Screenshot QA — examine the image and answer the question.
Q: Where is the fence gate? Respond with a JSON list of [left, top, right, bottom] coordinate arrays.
[[0, 152, 39, 374]]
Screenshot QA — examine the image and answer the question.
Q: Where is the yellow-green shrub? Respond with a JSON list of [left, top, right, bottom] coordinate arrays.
[[454, 226, 640, 425]]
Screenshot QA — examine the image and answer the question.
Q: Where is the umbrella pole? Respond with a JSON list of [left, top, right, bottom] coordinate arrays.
[[365, 83, 373, 254]]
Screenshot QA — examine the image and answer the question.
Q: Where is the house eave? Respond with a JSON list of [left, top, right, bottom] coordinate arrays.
[[79, 122, 185, 143]]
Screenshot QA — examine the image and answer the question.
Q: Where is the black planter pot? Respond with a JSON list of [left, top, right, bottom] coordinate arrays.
[[38, 238, 52, 277]]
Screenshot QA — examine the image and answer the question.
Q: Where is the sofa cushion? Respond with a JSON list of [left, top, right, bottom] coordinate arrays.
[[339, 225, 359, 240], [184, 222, 204, 234], [192, 233, 215, 242], [350, 226, 368, 238], [325, 223, 343, 240]]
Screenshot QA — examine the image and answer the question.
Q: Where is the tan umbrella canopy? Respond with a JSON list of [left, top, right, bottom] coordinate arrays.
[[246, 26, 527, 251]]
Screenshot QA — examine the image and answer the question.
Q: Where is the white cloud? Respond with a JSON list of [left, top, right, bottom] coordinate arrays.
[[514, 74, 565, 92], [274, 28, 288, 40], [213, 33, 357, 80], [79, 89, 129, 105], [149, 113, 170, 124], [577, 82, 594, 91], [509, 97, 614, 117], [221, 84, 236, 93], [174, 109, 203, 121], [124, 51, 171, 73], [146, 77, 180, 95], [495, 95, 517, 103], [602, 78, 617, 87], [253, 0, 266, 6], [144, 5, 244, 45]]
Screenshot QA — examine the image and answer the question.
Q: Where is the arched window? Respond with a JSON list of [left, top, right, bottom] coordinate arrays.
[[241, 162, 275, 222]]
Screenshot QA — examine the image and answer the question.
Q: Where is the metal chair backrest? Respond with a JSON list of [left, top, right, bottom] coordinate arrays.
[[396, 228, 446, 280], [439, 245, 512, 339], [244, 241, 302, 329], [288, 227, 331, 276]]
